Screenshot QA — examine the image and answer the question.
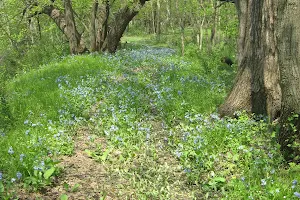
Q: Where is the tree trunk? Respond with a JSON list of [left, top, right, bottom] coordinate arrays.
[[96, 0, 110, 52], [151, 1, 157, 34], [277, 0, 300, 162], [40, 0, 149, 54], [43, 3, 86, 54], [90, 0, 99, 52], [105, 6, 139, 53], [219, 0, 281, 121], [210, 0, 218, 49], [64, 0, 79, 54], [156, 0, 161, 39]]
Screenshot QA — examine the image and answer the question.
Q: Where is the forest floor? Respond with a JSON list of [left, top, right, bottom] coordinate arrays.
[[19, 122, 200, 200], [4, 42, 296, 200], [14, 48, 207, 199]]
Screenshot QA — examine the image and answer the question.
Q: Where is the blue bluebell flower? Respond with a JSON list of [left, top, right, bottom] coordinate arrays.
[[20, 154, 25, 162], [293, 180, 298, 185], [184, 168, 191, 173], [8, 146, 14, 154], [146, 133, 150, 140], [16, 172, 22, 179], [0, 130, 5, 137], [175, 150, 182, 158], [116, 136, 123, 142], [261, 179, 267, 186], [294, 192, 300, 198]]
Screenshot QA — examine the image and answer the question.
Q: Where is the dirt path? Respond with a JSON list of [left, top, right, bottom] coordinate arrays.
[[18, 127, 119, 200], [18, 122, 202, 200]]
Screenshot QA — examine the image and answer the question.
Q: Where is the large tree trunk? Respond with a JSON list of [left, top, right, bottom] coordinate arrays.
[[43, 3, 86, 54], [277, 0, 300, 162], [95, 1, 148, 53], [106, 6, 139, 53], [41, 0, 149, 54], [64, 0, 80, 54], [90, 0, 99, 52], [219, 0, 281, 120]]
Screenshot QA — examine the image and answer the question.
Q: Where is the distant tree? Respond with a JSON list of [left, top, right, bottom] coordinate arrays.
[[25, 0, 150, 54]]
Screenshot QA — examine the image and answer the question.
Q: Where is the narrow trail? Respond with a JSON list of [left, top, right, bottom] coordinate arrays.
[[19, 121, 202, 199], [15, 46, 212, 199], [16, 121, 192, 199], [19, 126, 116, 199]]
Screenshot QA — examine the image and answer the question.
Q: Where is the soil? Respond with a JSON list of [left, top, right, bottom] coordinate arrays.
[[17, 127, 118, 200]]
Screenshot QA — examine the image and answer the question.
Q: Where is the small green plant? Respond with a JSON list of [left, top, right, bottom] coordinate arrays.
[[63, 182, 80, 192], [60, 193, 69, 200]]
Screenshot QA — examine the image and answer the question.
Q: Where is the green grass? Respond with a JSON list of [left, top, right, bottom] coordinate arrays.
[[0, 45, 300, 199]]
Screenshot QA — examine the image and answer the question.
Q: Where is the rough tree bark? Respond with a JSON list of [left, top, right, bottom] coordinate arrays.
[[106, 5, 140, 53], [32, 0, 150, 54], [64, 0, 82, 54], [277, 0, 300, 162], [90, 0, 99, 52], [220, 0, 300, 161], [43, 3, 85, 54], [219, 0, 281, 121]]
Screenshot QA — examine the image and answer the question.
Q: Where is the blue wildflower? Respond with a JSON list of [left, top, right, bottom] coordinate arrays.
[[268, 152, 273, 159], [25, 130, 30, 135], [294, 192, 300, 198], [110, 125, 119, 132], [210, 113, 220, 120], [0, 130, 5, 137], [261, 179, 267, 186], [116, 136, 123, 142], [293, 180, 298, 185], [146, 133, 150, 140], [0, 172, 2, 180], [16, 172, 22, 179], [34, 166, 42, 171], [184, 168, 191, 173], [8, 146, 14, 154], [20, 154, 25, 162], [175, 150, 182, 158]]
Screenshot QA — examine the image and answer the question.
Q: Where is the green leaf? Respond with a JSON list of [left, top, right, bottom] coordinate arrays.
[[71, 183, 80, 192], [60, 194, 68, 200], [100, 149, 110, 161], [63, 182, 69, 191], [85, 149, 93, 157], [44, 167, 56, 179], [0, 182, 4, 193], [213, 177, 226, 183]]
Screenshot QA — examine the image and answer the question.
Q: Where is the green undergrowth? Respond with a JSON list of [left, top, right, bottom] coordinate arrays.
[[0, 46, 300, 199]]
